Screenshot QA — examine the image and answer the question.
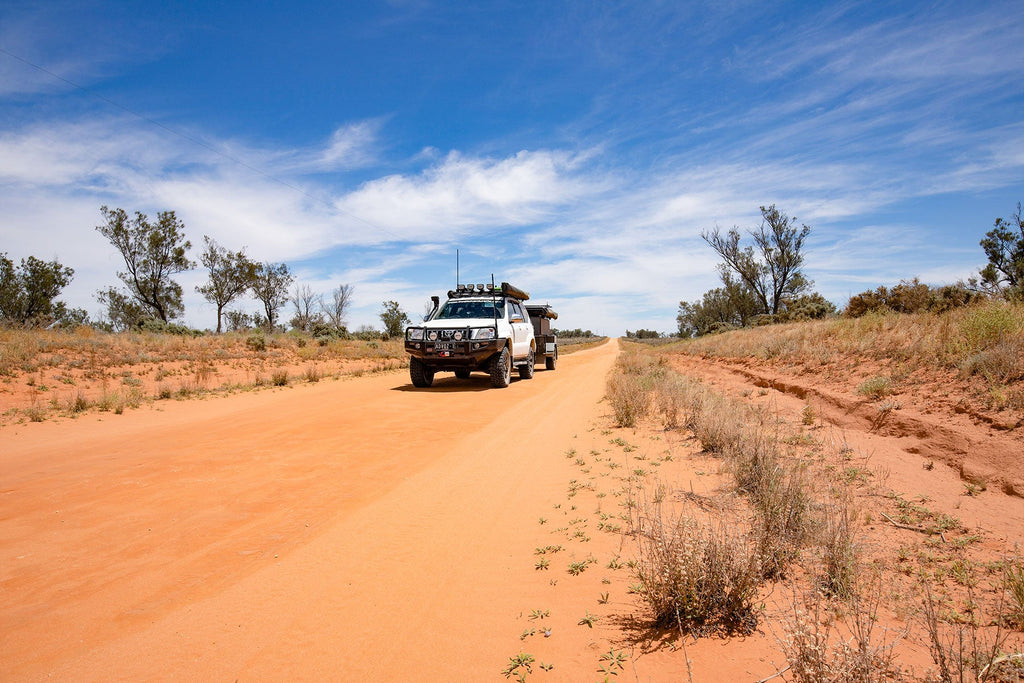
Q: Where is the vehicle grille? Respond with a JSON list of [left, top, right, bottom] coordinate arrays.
[[428, 328, 469, 341]]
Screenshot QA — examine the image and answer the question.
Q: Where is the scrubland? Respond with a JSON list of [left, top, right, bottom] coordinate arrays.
[[600, 301, 1024, 681], [0, 327, 405, 425]]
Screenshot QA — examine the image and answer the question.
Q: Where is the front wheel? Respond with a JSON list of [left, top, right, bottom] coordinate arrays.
[[410, 357, 434, 387], [489, 347, 511, 388]]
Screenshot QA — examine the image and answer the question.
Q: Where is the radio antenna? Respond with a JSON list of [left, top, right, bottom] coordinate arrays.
[[456, 249, 460, 289]]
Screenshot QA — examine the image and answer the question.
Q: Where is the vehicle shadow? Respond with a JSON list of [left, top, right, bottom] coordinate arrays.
[[390, 374, 521, 393]]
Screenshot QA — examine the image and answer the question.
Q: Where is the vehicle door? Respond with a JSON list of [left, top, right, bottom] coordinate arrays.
[[508, 300, 531, 359]]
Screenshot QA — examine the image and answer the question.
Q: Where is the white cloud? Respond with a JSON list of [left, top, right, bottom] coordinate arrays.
[[332, 149, 597, 237]]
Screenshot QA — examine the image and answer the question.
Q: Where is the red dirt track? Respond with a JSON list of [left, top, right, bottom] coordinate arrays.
[[2, 341, 620, 681]]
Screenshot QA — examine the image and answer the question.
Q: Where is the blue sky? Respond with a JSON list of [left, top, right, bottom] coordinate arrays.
[[2, 1, 1023, 334]]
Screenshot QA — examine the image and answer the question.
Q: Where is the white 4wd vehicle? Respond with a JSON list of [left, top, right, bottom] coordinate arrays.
[[404, 282, 556, 388]]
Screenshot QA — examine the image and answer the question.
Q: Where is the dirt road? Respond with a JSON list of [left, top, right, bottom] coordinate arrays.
[[2, 340, 620, 681]]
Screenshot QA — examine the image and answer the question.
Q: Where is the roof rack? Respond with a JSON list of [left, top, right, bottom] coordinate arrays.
[[447, 281, 530, 301]]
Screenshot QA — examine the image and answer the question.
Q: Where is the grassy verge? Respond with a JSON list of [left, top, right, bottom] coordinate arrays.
[[660, 299, 1024, 414], [604, 342, 1024, 680], [0, 327, 405, 425]]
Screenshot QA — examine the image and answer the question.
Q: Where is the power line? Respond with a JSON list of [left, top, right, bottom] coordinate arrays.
[[0, 46, 399, 240]]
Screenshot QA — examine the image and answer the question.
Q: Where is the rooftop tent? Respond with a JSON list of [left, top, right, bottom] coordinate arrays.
[[525, 304, 558, 337]]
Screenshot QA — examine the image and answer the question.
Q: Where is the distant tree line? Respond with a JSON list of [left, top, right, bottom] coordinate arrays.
[[5, 201, 1021, 335], [624, 329, 661, 339], [553, 327, 598, 338], [90, 205, 358, 335], [0, 205, 420, 339]]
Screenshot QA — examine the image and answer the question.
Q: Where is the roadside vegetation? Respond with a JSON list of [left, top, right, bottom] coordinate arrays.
[[600, 343, 1024, 681], [652, 298, 1024, 416], [0, 325, 404, 425]]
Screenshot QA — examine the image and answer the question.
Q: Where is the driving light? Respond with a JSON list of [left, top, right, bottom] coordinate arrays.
[[427, 330, 438, 341]]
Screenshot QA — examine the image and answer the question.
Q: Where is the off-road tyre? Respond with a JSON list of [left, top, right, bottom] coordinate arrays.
[[489, 347, 511, 388], [454, 368, 472, 380], [545, 348, 557, 371], [410, 357, 435, 388], [518, 348, 535, 380]]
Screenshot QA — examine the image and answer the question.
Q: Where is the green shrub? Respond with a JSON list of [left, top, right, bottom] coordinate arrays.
[[845, 279, 981, 317], [857, 376, 892, 399], [245, 330, 267, 352], [958, 302, 1022, 352]]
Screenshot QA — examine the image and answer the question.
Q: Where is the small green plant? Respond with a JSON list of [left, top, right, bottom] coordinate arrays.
[[963, 482, 983, 496], [578, 611, 598, 628], [609, 437, 636, 452], [857, 376, 892, 399], [568, 561, 588, 576], [501, 652, 535, 681], [599, 649, 627, 674], [598, 592, 609, 604], [535, 545, 563, 555], [535, 558, 549, 571], [801, 404, 816, 425], [271, 369, 289, 386], [528, 609, 550, 620]]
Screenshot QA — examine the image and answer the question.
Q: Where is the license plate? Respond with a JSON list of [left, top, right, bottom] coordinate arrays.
[[434, 342, 456, 350]]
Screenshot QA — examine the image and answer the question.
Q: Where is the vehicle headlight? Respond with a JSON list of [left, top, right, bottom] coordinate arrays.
[[471, 327, 496, 340], [407, 327, 424, 341]]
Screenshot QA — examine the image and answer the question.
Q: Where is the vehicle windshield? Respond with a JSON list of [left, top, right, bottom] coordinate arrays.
[[435, 299, 505, 320]]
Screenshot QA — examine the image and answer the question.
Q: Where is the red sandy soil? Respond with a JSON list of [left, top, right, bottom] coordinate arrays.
[[3, 338, 1023, 681]]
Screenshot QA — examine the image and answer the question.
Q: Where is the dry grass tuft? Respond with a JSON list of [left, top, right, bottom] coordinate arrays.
[[780, 581, 904, 682], [633, 496, 761, 636]]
